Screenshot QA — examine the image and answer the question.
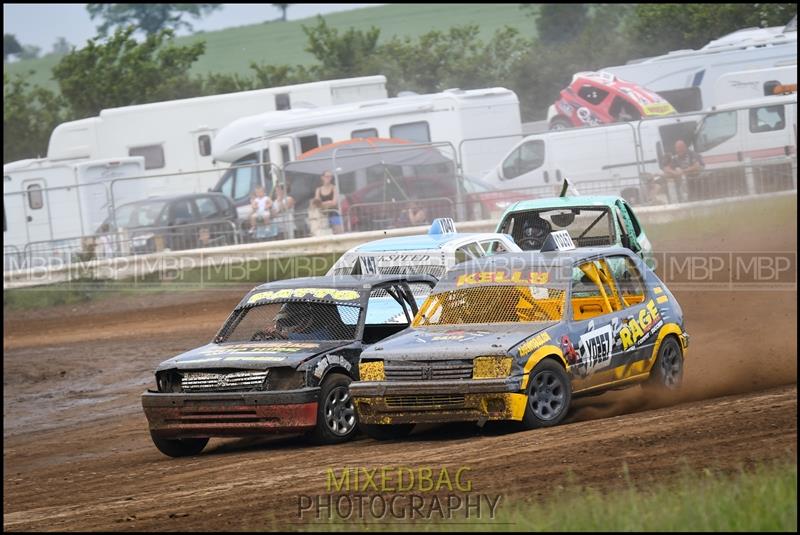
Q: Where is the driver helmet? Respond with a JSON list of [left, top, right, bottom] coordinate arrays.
[[275, 303, 313, 333]]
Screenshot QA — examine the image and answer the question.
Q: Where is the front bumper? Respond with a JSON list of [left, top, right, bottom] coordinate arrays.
[[142, 388, 320, 438], [350, 378, 527, 425]]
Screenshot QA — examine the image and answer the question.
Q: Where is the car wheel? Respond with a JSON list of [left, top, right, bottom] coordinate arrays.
[[307, 373, 358, 445], [646, 336, 684, 391], [361, 423, 415, 441], [549, 116, 573, 131], [149, 431, 208, 458], [520, 359, 572, 429]]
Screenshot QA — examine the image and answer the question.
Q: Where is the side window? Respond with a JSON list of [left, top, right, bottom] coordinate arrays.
[[501, 140, 545, 179], [352, 128, 378, 139], [211, 195, 233, 217], [366, 286, 411, 325], [571, 259, 622, 320], [299, 134, 319, 154], [695, 111, 737, 152], [578, 85, 609, 105], [198, 135, 212, 157], [749, 105, 785, 133], [454, 243, 484, 264], [390, 121, 430, 143], [230, 156, 259, 202], [480, 239, 508, 255], [170, 200, 194, 224], [621, 202, 642, 236], [607, 256, 646, 307], [27, 184, 43, 210], [129, 145, 165, 170], [609, 97, 641, 121], [196, 196, 221, 219]]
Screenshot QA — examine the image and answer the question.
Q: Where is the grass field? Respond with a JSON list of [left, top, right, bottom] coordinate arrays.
[[320, 458, 797, 531], [4, 4, 536, 94]]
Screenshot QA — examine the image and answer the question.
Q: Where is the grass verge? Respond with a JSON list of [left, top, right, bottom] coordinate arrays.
[[309, 459, 797, 531]]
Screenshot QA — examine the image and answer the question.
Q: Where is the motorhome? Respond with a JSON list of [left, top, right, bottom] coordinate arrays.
[[210, 87, 523, 215], [3, 156, 145, 264], [712, 64, 797, 106], [38, 76, 388, 190], [600, 22, 797, 112]]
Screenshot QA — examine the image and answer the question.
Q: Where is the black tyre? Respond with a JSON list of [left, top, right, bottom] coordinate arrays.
[[520, 359, 572, 430], [307, 373, 358, 445], [549, 116, 573, 131], [646, 336, 684, 391], [150, 431, 208, 458], [361, 423, 415, 441]]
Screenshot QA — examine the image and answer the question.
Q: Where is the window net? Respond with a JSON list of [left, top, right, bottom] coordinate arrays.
[[219, 301, 361, 342], [413, 286, 566, 326]]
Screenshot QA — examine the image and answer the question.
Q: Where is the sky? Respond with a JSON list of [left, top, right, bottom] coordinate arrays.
[[3, 4, 382, 53]]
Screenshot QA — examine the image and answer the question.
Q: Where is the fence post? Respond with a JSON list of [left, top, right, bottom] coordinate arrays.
[[743, 157, 756, 195]]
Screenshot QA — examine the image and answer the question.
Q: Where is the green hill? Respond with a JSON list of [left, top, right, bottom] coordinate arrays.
[[4, 4, 537, 93]]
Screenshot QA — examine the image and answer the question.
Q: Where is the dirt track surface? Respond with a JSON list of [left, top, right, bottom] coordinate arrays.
[[4, 213, 798, 531]]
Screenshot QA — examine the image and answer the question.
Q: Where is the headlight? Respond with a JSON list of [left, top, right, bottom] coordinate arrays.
[[156, 370, 182, 392], [472, 356, 513, 379], [359, 361, 385, 381], [266, 367, 305, 391]]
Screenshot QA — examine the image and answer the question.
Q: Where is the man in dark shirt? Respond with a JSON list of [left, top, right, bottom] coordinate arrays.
[[659, 140, 705, 202]]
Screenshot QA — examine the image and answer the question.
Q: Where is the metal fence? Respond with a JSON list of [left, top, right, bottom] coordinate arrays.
[[4, 100, 797, 271], [6, 219, 239, 271]]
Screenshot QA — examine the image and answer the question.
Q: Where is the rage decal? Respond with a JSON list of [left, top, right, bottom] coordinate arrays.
[[618, 300, 663, 351]]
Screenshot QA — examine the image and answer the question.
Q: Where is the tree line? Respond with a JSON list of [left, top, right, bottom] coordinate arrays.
[[4, 3, 796, 163]]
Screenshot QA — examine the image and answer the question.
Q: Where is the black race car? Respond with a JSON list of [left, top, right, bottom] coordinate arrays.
[[142, 274, 435, 457]]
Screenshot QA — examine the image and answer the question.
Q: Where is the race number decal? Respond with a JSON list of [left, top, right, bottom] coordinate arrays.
[[578, 323, 613, 375]]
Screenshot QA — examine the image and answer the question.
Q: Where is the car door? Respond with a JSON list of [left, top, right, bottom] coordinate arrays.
[[605, 255, 663, 376], [566, 257, 629, 392]]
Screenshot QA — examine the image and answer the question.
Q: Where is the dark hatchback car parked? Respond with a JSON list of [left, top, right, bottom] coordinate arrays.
[[103, 193, 239, 253]]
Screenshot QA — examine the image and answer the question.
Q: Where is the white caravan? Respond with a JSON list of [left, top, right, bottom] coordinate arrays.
[[712, 64, 797, 106], [2, 76, 388, 256], [42, 76, 388, 190], [601, 22, 797, 112], [210, 87, 523, 212], [3, 156, 145, 256]]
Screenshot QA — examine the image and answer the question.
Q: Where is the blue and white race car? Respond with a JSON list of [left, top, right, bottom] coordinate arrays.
[[327, 218, 521, 279]]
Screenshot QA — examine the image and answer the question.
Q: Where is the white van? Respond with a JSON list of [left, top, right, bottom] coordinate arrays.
[[713, 64, 797, 105], [480, 115, 699, 196]]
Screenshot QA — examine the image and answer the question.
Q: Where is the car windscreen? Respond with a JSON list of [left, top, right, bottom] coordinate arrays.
[[112, 200, 168, 228], [413, 284, 566, 326], [502, 207, 614, 250], [218, 300, 361, 343]]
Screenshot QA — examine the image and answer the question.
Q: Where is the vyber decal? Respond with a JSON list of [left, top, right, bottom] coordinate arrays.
[[577, 322, 613, 376]]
